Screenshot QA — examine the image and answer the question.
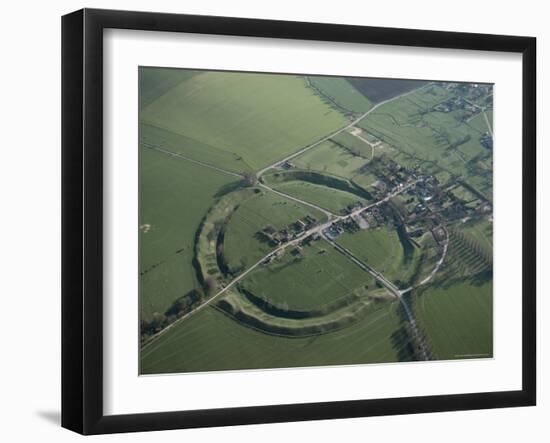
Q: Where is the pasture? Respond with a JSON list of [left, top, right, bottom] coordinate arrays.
[[308, 76, 373, 115], [273, 180, 367, 214], [140, 299, 411, 374], [292, 140, 369, 179], [241, 239, 376, 311], [139, 146, 238, 321], [413, 279, 493, 360], [331, 131, 374, 160], [140, 71, 348, 171], [139, 67, 200, 110], [336, 225, 422, 288]]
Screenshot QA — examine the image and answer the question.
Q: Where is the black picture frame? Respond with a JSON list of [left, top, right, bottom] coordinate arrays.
[[61, 8, 536, 435]]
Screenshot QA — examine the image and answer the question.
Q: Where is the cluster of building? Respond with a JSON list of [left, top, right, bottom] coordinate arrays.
[[434, 83, 493, 122], [256, 215, 318, 247]]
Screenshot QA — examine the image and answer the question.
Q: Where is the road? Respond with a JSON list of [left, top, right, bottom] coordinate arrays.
[[141, 179, 420, 352], [483, 111, 493, 137], [324, 236, 430, 360], [141, 83, 442, 352], [256, 82, 434, 177], [258, 182, 337, 218]]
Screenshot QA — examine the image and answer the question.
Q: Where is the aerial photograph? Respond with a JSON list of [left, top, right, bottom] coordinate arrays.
[[138, 67, 493, 375]]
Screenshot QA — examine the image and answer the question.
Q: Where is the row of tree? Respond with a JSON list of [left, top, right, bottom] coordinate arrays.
[[140, 288, 203, 344]]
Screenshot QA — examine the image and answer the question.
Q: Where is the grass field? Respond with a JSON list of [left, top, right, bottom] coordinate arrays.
[[413, 279, 493, 359], [358, 85, 492, 196], [139, 67, 200, 110], [331, 131, 374, 159], [140, 123, 253, 174], [461, 219, 493, 252], [336, 225, 422, 288], [273, 181, 367, 214], [308, 76, 373, 115], [292, 140, 369, 179], [240, 239, 376, 311], [466, 111, 493, 135], [223, 190, 326, 271], [140, 299, 411, 374], [140, 71, 348, 171], [139, 147, 238, 321]]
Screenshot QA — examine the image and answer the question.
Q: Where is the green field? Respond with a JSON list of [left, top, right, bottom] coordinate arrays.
[[336, 225, 422, 288], [413, 279, 493, 359], [139, 147, 238, 321], [292, 140, 369, 179], [139, 70, 493, 373], [308, 76, 373, 114], [140, 123, 253, 174], [273, 181, 366, 214], [331, 131, 374, 160], [140, 71, 348, 171], [223, 190, 326, 271], [241, 239, 376, 311], [467, 111, 493, 135], [140, 300, 411, 374], [359, 85, 492, 197], [139, 67, 200, 110]]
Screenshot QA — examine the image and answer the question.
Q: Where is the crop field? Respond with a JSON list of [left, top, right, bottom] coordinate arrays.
[[273, 181, 367, 214], [140, 70, 348, 171], [139, 67, 200, 110], [223, 190, 326, 271], [140, 299, 411, 374], [139, 146, 238, 321], [347, 77, 428, 103], [307, 76, 373, 115], [241, 239, 377, 311], [140, 123, 253, 174], [292, 140, 369, 179], [413, 279, 493, 359]]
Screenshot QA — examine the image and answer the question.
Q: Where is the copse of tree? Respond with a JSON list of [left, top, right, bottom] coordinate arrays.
[[204, 276, 218, 295], [140, 289, 205, 345], [242, 171, 258, 186], [165, 289, 202, 318]]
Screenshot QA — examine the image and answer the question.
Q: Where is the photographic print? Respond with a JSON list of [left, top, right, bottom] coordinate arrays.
[[138, 68, 493, 375]]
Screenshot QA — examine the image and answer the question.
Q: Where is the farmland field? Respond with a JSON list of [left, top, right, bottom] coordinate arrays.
[[308, 76, 373, 115], [139, 146, 238, 321], [336, 225, 422, 288], [139, 67, 494, 374], [292, 140, 369, 179], [331, 131, 375, 160], [241, 239, 377, 311], [139, 67, 200, 110], [413, 279, 493, 359], [140, 71, 348, 171], [140, 300, 411, 374], [273, 180, 367, 214]]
